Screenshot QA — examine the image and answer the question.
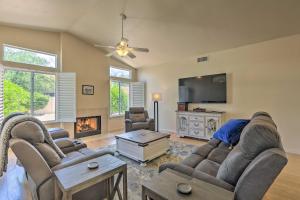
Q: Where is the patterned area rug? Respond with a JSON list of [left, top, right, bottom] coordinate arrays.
[[98, 141, 195, 200]]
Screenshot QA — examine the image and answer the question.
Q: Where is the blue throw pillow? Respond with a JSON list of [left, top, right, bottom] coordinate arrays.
[[213, 119, 250, 145]]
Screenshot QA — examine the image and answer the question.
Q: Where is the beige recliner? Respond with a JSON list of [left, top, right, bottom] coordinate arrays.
[[7, 116, 113, 200]]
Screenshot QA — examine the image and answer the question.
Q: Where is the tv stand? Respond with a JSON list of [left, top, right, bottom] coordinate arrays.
[[176, 111, 224, 140]]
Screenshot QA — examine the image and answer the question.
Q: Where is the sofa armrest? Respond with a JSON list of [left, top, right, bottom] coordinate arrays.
[[125, 119, 133, 132], [146, 118, 155, 131], [234, 148, 287, 200], [52, 149, 114, 171], [54, 138, 75, 149], [146, 118, 155, 123], [48, 128, 69, 139], [192, 170, 234, 191]]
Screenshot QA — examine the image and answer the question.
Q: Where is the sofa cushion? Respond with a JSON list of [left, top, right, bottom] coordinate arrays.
[[11, 121, 45, 144], [207, 147, 231, 164], [213, 119, 250, 145], [62, 151, 85, 162], [216, 146, 251, 185], [208, 138, 222, 147], [35, 143, 61, 167], [239, 116, 280, 159], [129, 107, 144, 113], [78, 148, 95, 156], [192, 143, 215, 157], [218, 142, 232, 149], [132, 122, 149, 129], [181, 154, 204, 168], [129, 113, 146, 122], [195, 159, 220, 177], [62, 147, 95, 163]]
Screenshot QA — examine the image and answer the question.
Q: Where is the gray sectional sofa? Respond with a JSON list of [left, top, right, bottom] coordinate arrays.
[[159, 112, 288, 200]]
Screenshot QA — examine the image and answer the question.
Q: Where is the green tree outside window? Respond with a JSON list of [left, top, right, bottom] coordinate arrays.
[[110, 81, 129, 116]]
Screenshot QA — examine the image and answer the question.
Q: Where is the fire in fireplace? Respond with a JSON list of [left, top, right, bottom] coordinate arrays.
[[74, 116, 101, 138]]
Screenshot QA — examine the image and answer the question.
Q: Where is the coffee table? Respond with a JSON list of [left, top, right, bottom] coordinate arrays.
[[115, 129, 170, 166], [142, 169, 234, 200], [54, 154, 127, 200]]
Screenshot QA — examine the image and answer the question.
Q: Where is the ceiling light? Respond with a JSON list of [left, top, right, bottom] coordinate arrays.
[[116, 48, 129, 57]]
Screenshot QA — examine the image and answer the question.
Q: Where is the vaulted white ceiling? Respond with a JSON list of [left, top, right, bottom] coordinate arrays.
[[1, 0, 300, 68]]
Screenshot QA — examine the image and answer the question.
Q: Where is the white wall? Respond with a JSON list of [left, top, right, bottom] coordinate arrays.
[[138, 34, 300, 154]]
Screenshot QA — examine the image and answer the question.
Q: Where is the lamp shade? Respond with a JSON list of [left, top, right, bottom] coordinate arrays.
[[152, 93, 162, 101]]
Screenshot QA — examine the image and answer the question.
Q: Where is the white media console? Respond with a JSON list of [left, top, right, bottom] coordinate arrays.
[[176, 111, 225, 140]]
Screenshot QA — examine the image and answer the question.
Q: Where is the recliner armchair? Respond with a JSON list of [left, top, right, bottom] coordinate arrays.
[[125, 107, 155, 132], [48, 128, 87, 154], [159, 112, 288, 200], [6, 115, 113, 200]]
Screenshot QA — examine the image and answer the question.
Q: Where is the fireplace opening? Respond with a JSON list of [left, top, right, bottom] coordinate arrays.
[[74, 116, 101, 138]]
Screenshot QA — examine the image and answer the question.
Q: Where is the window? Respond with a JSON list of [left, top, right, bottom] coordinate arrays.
[[3, 45, 57, 68], [1, 45, 76, 123], [110, 67, 131, 116], [110, 67, 131, 79], [4, 69, 56, 121]]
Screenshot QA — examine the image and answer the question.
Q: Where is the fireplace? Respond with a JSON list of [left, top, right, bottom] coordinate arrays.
[[74, 116, 101, 138]]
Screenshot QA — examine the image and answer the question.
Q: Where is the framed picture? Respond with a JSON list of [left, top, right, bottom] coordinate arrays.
[[82, 85, 94, 95]]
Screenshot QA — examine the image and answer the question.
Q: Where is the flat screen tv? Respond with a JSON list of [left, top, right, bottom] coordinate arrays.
[[178, 73, 227, 103]]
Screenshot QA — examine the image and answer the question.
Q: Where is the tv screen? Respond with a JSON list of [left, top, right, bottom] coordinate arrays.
[[178, 73, 227, 103]]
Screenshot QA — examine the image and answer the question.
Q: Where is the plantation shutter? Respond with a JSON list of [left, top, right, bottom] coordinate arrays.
[[0, 66, 4, 123], [57, 72, 76, 122], [130, 82, 145, 107]]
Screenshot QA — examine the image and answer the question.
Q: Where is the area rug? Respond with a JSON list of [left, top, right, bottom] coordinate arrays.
[[98, 141, 196, 200]]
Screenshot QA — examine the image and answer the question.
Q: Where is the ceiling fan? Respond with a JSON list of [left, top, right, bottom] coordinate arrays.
[[94, 13, 149, 59]]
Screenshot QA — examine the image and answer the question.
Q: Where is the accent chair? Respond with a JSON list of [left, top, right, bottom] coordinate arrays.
[[125, 107, 155, 132]]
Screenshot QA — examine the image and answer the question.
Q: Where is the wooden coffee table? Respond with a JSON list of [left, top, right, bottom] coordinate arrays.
[[54, 154, 127, 200], [142, 169, 234, 200], [115, 129, 170, 166]]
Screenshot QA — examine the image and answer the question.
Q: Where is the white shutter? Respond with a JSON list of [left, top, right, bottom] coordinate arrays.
[[57, 72, 76, 122], [0, 66, 4, 123], [130, 82, 145, 107]]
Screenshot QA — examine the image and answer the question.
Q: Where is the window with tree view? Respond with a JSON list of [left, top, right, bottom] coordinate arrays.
[[2, 45, 57, 121], [4, 69, 56, 121], [110, 67, 130, 116], [3, 45, 57, 68]]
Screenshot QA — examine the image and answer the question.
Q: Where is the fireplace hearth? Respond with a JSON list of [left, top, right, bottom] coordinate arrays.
[[74, 116, 101, 138]]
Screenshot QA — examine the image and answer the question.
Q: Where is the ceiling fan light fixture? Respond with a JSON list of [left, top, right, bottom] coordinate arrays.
[[94, 13, 149, 59], [116, 48, 129, 57], [120, 38, 128, 46]]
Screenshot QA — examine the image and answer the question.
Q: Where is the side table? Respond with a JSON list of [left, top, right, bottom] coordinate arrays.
[[54, 154, 127, 200], [142, 169, 233, 200]]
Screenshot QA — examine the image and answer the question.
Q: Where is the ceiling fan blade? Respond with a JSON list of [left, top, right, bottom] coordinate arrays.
[[127, 51, 136, 59], [106, 51, 115, 57], [94, 44, 116, 49], [130, 47, 149, 53]]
